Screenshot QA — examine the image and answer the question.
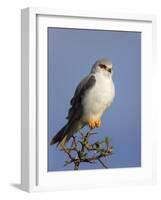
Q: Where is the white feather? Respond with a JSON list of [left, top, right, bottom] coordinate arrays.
[[82, 71, 115, 121]]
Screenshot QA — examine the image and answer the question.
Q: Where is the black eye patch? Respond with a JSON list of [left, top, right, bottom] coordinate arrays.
[[99, 64, 107, 69]]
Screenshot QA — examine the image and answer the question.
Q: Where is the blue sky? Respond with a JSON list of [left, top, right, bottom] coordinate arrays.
[[48, 27, 141, 171]]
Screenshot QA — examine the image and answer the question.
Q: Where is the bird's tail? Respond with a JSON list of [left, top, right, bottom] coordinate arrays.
[[50, 124, 68, 146], [50, 121, 81, 147]]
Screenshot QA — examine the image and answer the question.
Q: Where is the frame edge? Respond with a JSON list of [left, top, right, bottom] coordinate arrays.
[[21, 8, 30, 192], [21, 7, 37, 192]]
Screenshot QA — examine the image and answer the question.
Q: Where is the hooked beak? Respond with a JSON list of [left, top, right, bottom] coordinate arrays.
[[107, 68, 112, 73]]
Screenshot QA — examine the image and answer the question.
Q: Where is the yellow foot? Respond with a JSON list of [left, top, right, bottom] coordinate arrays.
[[88, 119, 101, 129], [95, 119, 101, 127]]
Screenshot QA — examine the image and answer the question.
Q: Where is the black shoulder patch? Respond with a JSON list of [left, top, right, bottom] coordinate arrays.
[[85, 75, 96, 89]]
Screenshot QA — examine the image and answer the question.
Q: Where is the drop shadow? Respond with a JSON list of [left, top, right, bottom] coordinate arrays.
[[10, 183, 24, 192]]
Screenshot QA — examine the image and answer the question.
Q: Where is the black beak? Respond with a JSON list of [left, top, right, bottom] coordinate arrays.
[[107, 68, 112, 73]]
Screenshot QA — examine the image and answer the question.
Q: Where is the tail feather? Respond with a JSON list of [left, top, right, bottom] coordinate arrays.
[[50, 124, 68, 145], [50, 120, 82, 146]]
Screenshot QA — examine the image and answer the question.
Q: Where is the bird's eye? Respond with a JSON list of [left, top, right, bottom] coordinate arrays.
[[99, 64, 107, 69]]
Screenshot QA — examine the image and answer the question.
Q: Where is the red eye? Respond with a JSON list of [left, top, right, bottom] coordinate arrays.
[[99, 64, 107, 69]]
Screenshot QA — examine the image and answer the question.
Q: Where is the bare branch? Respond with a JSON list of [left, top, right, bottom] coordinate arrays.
[[59, 130, 113, 170]]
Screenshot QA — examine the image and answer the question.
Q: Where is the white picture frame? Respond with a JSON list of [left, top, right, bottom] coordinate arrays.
[[21, 7, 156, 192]]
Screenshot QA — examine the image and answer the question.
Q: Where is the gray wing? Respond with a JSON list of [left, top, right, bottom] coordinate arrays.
[[66, 74, 96, 122]]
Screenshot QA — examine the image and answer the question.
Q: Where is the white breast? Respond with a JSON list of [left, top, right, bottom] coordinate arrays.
[[82, 73, 115, 121]]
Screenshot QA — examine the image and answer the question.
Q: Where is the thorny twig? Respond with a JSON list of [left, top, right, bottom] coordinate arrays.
[[60, 130, 113, 170]]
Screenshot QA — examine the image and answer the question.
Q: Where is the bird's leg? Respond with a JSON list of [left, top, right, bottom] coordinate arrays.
[[88, 118, 101, 129]]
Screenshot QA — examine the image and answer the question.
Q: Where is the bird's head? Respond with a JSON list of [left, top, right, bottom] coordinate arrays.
[[91, 58, 113, 76]]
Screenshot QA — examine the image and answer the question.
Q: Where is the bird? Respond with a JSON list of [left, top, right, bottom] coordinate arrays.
[[50, 58, 115, 147]]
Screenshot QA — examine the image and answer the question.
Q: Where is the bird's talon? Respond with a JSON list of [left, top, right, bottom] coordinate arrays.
[[88, 119, 95, 129], [88, 119, 101, 129], [95, 119, 101, 127]]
